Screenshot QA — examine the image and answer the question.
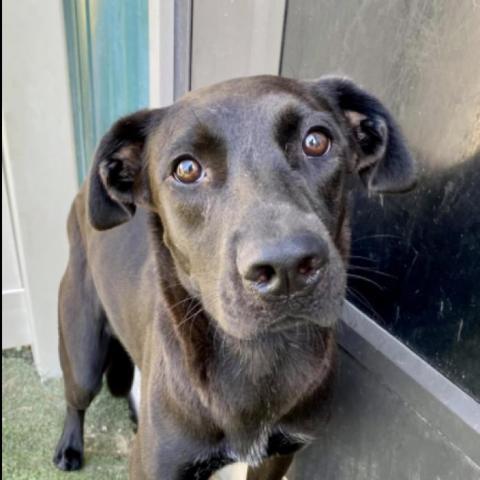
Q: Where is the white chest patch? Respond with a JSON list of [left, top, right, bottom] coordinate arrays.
[[226, 426, 271, 467]]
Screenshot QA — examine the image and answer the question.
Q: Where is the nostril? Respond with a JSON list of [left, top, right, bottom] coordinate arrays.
[[297, 256, 314, 276], [249, 265, 276, 285], [297, 255, 325, 277]]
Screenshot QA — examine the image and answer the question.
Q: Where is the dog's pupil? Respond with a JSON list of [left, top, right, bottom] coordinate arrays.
[[303, 131, 330, 157], [175, 159, 202, 183]]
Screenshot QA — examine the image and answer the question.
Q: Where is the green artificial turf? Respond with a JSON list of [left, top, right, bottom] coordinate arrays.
[[2, 348, 133, 479]]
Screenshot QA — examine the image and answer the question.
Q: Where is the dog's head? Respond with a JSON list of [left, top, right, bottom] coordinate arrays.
[[88, 76, 415, 339]]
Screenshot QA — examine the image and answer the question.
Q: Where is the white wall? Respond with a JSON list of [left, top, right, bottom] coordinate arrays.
[[2, 0, 78, 377], [191, 0, 286, 90]]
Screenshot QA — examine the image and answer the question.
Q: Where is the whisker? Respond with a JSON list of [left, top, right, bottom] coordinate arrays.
[[347, 273, 385, 291], [174, 297, 201, 328], [168, 295, 197, 311], [352, 233, 401, 244], [346, 287, 384, 325], [348, 265, 397, 280], [348, 254, 377, 263], [187, 305, 205, 323]]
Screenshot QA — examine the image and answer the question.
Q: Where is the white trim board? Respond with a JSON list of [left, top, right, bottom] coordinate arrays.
[[2, 162, 32, 349], [2, 290, 31, 350], [149, 0, 175, 108]]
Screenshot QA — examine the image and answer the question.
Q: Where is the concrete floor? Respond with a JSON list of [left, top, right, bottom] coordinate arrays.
[[2, 348, 132, 479]]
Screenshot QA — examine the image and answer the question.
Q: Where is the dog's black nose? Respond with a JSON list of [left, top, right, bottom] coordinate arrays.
[[239, 234, 328, 297]]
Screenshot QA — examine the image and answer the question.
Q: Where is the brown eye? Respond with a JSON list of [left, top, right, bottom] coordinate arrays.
[[173, 158, 203, 183], [302, 130, 331, 157]]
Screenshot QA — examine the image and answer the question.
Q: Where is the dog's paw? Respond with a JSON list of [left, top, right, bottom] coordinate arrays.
[[53, 446, 83, 471]]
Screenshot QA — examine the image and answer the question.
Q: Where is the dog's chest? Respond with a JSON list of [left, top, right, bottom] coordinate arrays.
[[181, 430, 308, 480], [226, 429, 309, 466]]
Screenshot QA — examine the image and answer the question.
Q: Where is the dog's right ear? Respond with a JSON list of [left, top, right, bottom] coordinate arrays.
[[87, 108, 165, 231]]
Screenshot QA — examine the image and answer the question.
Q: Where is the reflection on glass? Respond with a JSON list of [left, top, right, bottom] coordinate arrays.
[[281, 0, 480, 399]]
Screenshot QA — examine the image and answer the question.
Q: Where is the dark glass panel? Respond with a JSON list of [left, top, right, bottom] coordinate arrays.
[[281, 0, 480, 399]]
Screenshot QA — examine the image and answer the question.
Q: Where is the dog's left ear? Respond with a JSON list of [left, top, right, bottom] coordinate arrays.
[[311, 77, 416, 193]]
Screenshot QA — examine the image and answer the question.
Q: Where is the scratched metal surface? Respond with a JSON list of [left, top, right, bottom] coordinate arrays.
[[289, 350, 480, 480], [282, 0, 480, 401]]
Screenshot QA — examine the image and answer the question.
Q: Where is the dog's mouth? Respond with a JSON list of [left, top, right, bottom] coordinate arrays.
[[167, 267, 344, 343], [261, 301, 341, 333], [208, 270, 345, 341]]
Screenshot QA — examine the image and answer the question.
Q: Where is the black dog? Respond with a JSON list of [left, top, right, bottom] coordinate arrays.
[[53, 75, 415, 479]]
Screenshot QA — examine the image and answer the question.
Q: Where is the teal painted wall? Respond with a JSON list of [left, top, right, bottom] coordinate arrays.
[[64, 0, 149, 182]]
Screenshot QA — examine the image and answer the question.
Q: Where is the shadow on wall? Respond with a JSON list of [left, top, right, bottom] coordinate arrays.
[[347, 150, 480, 400]]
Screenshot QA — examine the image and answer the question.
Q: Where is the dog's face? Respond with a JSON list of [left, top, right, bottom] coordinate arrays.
[[88, 76, 415, 339]]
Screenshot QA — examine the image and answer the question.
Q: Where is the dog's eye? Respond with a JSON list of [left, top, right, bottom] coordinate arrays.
[[173, 158, 203, 184], [302, 130, 331, 157]]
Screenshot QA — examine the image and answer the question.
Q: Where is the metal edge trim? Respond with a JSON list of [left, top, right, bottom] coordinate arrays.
[[339, 301, 480, 464]]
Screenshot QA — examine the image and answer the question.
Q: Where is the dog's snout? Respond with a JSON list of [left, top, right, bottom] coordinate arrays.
[[239, 234, 329, 297]]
